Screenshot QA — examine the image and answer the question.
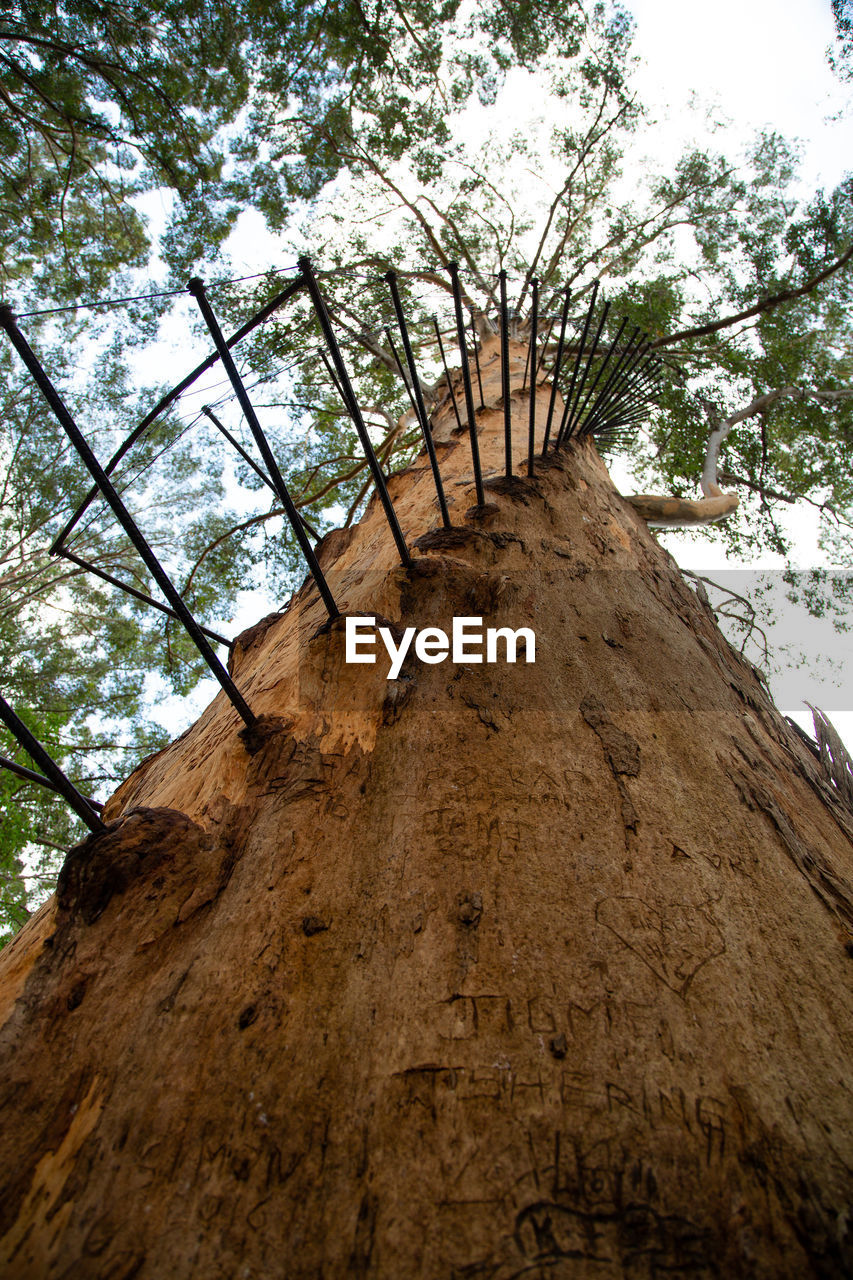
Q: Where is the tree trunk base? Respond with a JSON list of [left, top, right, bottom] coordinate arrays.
[[1, 371, 852, 1278]]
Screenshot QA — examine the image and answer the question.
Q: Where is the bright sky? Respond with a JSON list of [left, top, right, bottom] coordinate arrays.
[[147, 0, 852, 753], [629, 0, 847, 191]]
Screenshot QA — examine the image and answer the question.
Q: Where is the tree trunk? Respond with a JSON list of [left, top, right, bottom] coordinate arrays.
[[1, 340, 852, 1279]]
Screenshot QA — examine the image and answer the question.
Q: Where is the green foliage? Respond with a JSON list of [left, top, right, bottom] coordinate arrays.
[[1, 0, 611, 301], [0, 0, 247, 300], [830, 0, 853, 80]]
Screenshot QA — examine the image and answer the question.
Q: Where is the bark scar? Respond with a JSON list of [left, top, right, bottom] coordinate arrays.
[[580, 695, 640, 844]]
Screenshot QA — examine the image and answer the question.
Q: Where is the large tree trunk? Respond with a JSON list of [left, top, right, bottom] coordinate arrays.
[[1, 341, 852, 1278]]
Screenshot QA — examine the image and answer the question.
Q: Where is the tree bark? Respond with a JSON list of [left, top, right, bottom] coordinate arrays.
[[1, 340, 852, 1278]]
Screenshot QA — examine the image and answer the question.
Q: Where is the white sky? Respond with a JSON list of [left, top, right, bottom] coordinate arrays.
[[629, 0, 847, 189], [144, 0, 852, 752]]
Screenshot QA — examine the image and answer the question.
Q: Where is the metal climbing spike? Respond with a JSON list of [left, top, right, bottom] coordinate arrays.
[[0, 303, 257, 728], [298, 257, 412, 567], [447, 262, 486, 508], [188, 277, 340, 615], [0, 694, 105, 832]]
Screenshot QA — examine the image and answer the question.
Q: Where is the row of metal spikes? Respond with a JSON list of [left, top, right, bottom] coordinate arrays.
[[50, 277, 654, 669], [0, 259, 406, 825], [425, 271, 662, 499], [0, 259, 659, 828]]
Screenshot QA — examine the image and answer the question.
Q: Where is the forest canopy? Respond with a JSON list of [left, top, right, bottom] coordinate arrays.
[[1, 0, 851, 940]]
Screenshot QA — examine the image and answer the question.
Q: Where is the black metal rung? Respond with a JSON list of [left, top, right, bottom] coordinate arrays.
[[556, 282, 600, 449], [188, 277, 339, 616], [0, 754, 104, 811], [201, 406, 320, 541], [0, 695, 105, 832], [542, 288, 572, 455], [562, 299, 611, 444], [0, 303, 257, 729], [447, 262, 485, 508], [527, 278, 539, 477], [384, 273, 451, 528], [51, 275, 306, 555], [56, 548, 232, 648], [498, 271, 512, 477], [298, 257, 412, 567], [433, 318, 464, 433]]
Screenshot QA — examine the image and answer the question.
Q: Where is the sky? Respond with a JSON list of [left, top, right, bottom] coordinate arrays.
[[629, 0, 847, 190], [142, 0, 852, 753]]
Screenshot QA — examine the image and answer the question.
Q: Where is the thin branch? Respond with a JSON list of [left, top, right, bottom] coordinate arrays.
[[682, 570, 771, 664], [654, 241, 853, 351], [718, 471, 853, 531], [701, 384, 853, 494]]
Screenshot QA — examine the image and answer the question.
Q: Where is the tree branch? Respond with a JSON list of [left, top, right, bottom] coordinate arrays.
[[718, 470, 853, 531], [654, 241, 853, 351], [701, 384, 853, 495]]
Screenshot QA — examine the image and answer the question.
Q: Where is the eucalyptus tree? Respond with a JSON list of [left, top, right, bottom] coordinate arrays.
[[207, 31, 853, 577], [2, 238, 853, 1280], [0, 0, 634, 937], [2, 5, 853, 1268], [2, 0, 851, 941], [0, 0, 620, 937]]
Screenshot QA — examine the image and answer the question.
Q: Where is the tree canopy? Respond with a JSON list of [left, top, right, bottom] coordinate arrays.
[[1, 0, 610, 299], [1, 0, 851, 941]]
